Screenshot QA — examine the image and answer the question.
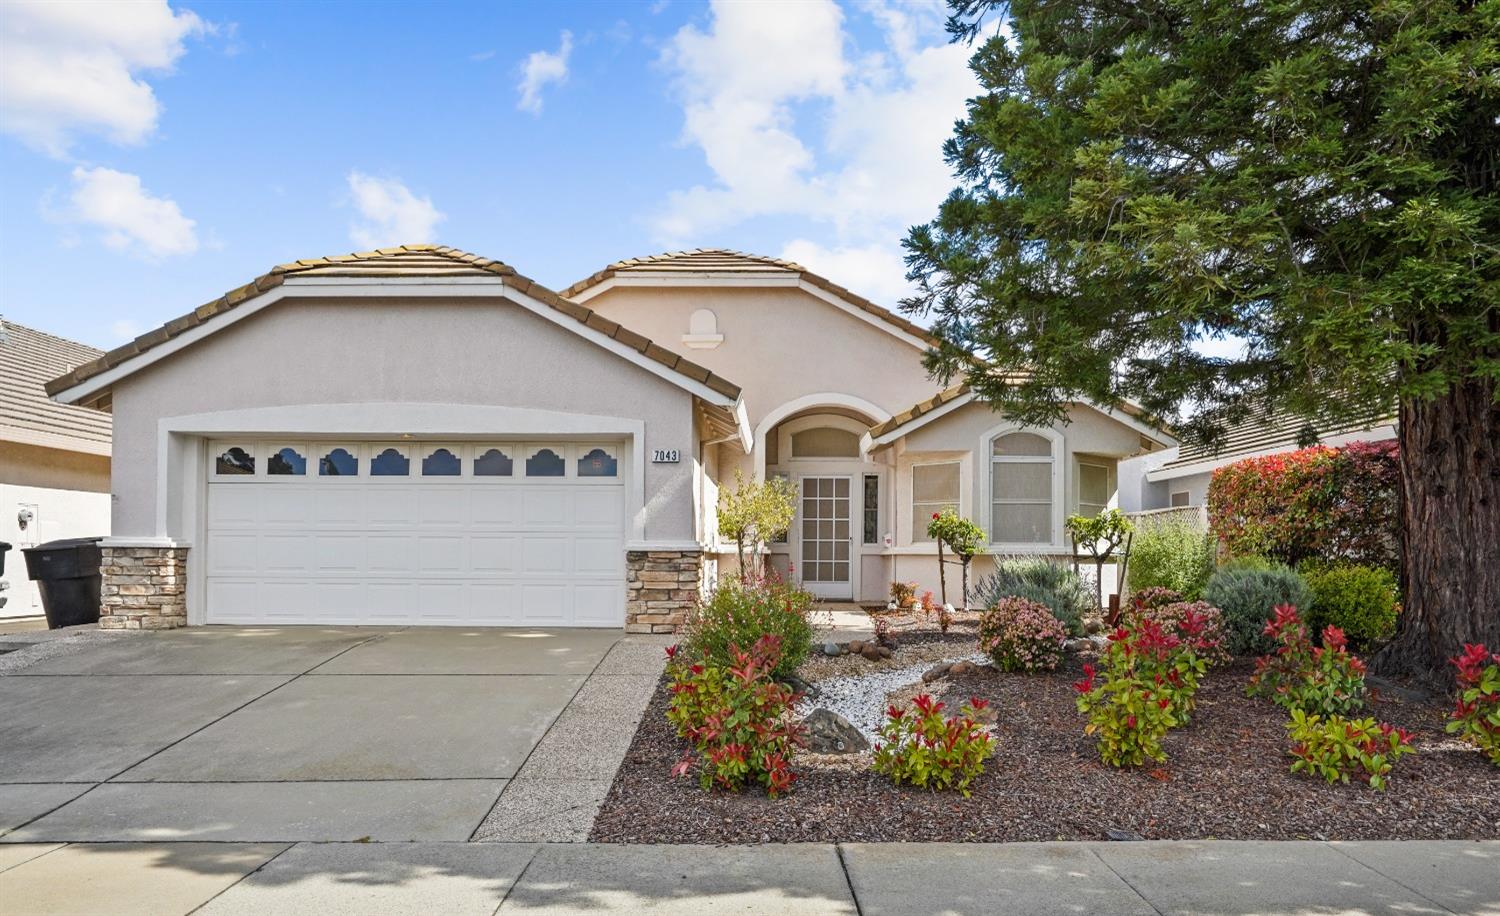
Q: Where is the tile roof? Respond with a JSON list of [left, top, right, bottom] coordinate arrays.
[[1155, 403, 1396, 473], [45, 245, 742, 405], [0, 319, 111, 454], [560, 248, 941, 347]]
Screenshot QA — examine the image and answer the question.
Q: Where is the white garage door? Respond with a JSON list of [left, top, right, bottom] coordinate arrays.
[[203, 440, 625, 626]]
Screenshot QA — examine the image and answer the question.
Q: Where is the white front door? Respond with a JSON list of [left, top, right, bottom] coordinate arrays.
[[798, 475, 852, 599], [203, 440, 626, 626]]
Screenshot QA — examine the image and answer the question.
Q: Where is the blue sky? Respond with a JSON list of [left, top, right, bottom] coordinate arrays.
[[0, 0, 980, 349]]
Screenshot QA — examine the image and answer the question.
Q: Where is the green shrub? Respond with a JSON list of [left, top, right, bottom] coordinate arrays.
[[1203, 563, 1313, 656], [681, 575, 821, 679], [1302, 564, 1399, 648], [1286, 708, 1414, 791], [974, 559, 1093, 635], [873, 695, 994, 796], [1126, 520, 1215, 599]]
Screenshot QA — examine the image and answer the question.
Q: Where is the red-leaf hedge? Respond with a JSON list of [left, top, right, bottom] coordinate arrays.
[[1207, 441, 1399, 570]]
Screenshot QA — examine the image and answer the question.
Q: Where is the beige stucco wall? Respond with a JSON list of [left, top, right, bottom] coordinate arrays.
[[585, 285, 936, 448], [107, 295, 700, 541], [0, 441, 112, 617]]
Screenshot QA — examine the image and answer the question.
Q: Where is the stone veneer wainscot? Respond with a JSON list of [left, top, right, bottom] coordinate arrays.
[[625, 549, 703, 634], [99, 546, 188, 629]]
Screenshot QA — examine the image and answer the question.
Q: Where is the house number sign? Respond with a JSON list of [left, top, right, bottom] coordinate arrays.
[[652, 449, 681, 463]]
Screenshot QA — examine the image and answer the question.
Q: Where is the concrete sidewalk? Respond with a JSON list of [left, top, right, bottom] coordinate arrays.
[[0, 840, 1494, 915]]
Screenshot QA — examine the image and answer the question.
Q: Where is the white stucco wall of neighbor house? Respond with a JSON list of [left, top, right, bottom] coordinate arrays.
[[106, 296, 701, 544], [0, 442, 112, 618]]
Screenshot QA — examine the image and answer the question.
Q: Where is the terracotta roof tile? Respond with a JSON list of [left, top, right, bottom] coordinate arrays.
[[560, 248, 941, 348], [868, 382, 971, 440], [0, 319, 110, 451], [46, 245, 742, 405]]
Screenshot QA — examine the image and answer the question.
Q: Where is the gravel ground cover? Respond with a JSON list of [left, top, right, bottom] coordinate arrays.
[[592, 643, 1500, 844]]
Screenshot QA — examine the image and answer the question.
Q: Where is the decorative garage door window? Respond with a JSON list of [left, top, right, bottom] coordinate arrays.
[[422, 447, 461, 476], [215, 446, 254, 476], [211, 442, 624, 483], [577, 447, 618, 477], [320, 447, 358, 476], [526, 447, 565, 477], [474, 447, 513, 476], [268, 447, 307, 475]]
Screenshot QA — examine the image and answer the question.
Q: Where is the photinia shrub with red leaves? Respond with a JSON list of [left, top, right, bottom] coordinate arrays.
[[1073, 617, 1213, 766], [872, 694, 994, 795], [664, 635, 805, 798], [1446, 644, 1500, 767], [1247, 605, 1367, 716], [1286, 707, 1415, 791], [1122, 593, 1230, 666]]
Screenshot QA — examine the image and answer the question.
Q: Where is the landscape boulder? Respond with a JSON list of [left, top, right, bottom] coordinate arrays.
[[801, 708, 870, 754]]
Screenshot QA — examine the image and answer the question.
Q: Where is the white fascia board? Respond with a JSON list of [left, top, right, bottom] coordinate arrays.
[[0, 424, 111, 456], [793, 280, 933, 352], [1144, 424, 1397, 483], [868, 390, 976, 448], [734, 400, 754, 453], [567, 272, 799, 304], [1092, 404, 1179, 447]]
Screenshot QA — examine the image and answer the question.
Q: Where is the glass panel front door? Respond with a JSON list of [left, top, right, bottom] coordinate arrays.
[[799, 476, 851, 598]]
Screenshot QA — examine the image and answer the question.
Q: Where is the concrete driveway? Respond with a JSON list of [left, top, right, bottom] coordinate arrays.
[[0, 626, 627, 843]]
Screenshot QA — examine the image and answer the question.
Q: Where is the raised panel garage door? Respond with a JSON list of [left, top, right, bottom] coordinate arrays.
[[203, 441, 625, 626]]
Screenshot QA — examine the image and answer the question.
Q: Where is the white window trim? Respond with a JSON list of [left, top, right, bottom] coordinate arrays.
[[910, 459, 961, 544], [209, 441, 258, 481], [265, 443, 312, 479], [1170, 490, 1193, 508], [415, 443, 465, 478], [981, 423, 1064, 549], [572, 443, 622, 482], [1076, 457, 1113, 518]]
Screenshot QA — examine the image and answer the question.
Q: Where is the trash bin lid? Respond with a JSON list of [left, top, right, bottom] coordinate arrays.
[[23, 537, 105, 552]]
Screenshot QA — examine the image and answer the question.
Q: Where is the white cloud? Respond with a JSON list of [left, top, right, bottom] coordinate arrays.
[[0, 0, 205, 156], [346, 171, 445, 249], [781, 239, 914, 304], [655, 0, 976, 303], [67, 166, 198, 258], [516, 31, 573, 115]]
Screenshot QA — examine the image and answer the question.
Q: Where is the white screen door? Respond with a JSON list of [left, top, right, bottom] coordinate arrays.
[[799, 476, 851, 598]]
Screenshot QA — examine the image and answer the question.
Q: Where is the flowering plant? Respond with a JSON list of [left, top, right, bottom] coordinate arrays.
[[1446, 643, 1500, 767], [872, 694, 994, 796], [665, 636, 805, 797], [977, 597, 1068, 672], [1123, 593, 1229, 665], [1286, 707, 1415, 790], [1247, 605, 1366, 716]]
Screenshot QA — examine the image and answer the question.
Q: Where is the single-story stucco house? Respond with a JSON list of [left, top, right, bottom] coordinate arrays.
[[46, 245, 1175, 631], [1, 319, 112, 618]]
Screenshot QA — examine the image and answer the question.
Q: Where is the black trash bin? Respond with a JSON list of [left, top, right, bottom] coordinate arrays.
[[22, 537, 104, 629]]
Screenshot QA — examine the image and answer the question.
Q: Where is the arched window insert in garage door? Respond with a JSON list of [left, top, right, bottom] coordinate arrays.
[[208, 442, 623, 483]]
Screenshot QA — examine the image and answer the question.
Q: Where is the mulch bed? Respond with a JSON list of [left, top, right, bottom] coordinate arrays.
[[591, 638, 1500, 843]]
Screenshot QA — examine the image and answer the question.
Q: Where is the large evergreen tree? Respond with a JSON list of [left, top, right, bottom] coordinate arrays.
[[907, 0, 1498, 685]]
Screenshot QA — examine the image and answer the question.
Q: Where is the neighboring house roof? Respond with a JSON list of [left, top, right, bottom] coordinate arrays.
[[45, 246, 745, 413], [865, 380, 1175, 450], [1146, 404, 1398, 482], [560, 248, 941, 350], [0, 319, 111, 456]]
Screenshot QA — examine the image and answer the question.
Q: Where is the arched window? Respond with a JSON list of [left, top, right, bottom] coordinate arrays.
[[790, 427, 860, 458], [989, 431, 1056, 543]]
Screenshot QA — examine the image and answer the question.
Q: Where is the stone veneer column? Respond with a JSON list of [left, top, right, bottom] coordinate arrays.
[[99, 546, 189, 630], [625, 549, 703, 634]]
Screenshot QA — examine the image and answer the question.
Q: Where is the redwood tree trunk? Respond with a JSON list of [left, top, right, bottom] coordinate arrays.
[[1373, 379, 1500, 688]]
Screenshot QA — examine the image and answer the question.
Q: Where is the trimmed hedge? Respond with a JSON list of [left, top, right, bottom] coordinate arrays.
[[1207, 441, 1398, 570]]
